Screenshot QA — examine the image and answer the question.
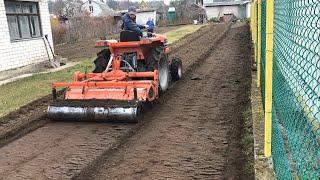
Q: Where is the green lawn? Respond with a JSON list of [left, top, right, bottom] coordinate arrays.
[[165, 24, 205, 43], [0, 60, 94, 117], [0, 24, 204, 117]]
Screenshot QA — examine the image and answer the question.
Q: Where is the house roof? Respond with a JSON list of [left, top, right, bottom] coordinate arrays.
[[205, 0, 250, 7], [82, 0, 115, 15], [115, 9, 156, 15], [95, 1, 113, 12]]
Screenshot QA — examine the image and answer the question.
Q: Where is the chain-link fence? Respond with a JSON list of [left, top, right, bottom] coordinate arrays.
[[252, 0, 320, 179], [260, 0, 266, 107]]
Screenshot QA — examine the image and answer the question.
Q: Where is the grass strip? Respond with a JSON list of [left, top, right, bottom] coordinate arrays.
[[165, 24, 205, 43]]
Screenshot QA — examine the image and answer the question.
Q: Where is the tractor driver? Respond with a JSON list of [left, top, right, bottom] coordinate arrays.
[[122, 6, 146, 36]]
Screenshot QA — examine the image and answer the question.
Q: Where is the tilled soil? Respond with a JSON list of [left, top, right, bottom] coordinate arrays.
[[75, 23, 252, 180], [0, 23, 253, 179], [0, 95, 50, 147], [0, 23, 227, 148]]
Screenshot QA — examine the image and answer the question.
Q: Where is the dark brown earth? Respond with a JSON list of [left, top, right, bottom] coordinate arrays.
[[0, 95, 50, 147], [0, 25, 199, 148], [74, 23, 253, 180], [0, 22, 253, 179], [0, 23, 228, 148]]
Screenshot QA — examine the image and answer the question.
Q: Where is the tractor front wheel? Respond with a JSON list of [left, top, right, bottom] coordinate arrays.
[[93, 49, 111, 73], [170, 58, 182, 81]]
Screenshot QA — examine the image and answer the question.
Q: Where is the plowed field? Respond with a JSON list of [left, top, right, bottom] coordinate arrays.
[[0, 22, 253, 180]]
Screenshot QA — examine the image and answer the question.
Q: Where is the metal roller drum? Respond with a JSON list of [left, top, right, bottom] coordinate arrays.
[[47, 100, 141, 122]]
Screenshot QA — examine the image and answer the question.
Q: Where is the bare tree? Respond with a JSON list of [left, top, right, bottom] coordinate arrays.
[[170, 0, 192, 21], [169, 0, 206, 23], [106, 0, 119, 10], [49, 0, 82, 17]]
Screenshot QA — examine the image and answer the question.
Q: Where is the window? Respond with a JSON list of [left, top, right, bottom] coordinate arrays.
[[89, 5, 93, 13], [4, 1, 42, 41]]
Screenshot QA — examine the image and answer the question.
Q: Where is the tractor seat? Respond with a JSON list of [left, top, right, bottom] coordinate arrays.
[[120, 30, 140, 42]]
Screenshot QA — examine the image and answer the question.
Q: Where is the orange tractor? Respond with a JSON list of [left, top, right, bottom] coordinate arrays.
[[47, 31, 182, 122]]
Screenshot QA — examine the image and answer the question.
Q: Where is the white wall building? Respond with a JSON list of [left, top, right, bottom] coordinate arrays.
[[117, 9, 157, 26], [81, 0, 114, 17], [205, 1, 251, 20], [136, 10, 157, 26], [0, 0, 53, 72]]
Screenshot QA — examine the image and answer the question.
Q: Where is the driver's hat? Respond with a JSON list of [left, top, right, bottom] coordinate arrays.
[[128, 6, 137, 15]]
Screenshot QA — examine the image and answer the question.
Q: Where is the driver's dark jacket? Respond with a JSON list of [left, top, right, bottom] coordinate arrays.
[[122, 13, 144, 36]]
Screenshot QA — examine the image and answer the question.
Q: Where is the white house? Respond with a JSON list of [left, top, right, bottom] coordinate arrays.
[[136, 9, 157, 26], [205, 0, 251, 20], [116, 9, 157, 26], [0, 0, 54, 72], [81, 0, 114, 17]]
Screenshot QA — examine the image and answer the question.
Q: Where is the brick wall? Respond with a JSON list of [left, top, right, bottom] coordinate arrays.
[[0, 0, 53, 72]]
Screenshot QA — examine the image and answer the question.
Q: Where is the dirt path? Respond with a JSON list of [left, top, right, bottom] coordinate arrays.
[[75, 23, 252, 180], [0, 23, 246, 180]]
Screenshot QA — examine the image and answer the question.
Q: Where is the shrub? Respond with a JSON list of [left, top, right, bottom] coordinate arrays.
[[51, 15, 119, 45]]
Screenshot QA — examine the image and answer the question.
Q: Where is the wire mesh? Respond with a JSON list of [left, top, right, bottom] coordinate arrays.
[[257, 0, 319, 178], [272, 110, 294, 179]]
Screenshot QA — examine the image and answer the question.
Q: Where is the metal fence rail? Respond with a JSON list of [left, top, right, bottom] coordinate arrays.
[[251, 0, 320, 179]]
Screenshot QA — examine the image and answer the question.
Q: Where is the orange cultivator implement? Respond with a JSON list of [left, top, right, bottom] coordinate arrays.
[[48, 32, 182, 122]]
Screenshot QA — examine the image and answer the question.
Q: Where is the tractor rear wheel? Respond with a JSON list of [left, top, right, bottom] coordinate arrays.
[[146, 47, 170, 92]]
